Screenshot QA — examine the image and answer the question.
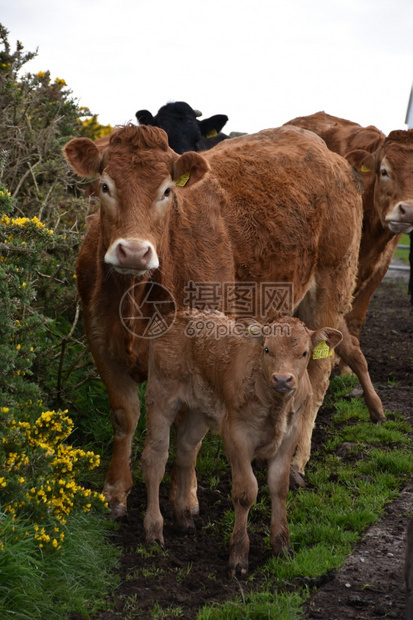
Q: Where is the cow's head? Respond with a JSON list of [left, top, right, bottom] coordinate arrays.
[[136, 101, 228, 154], [250, 318, 342, 397], [345, 129, 413, 234], [63, 124, 209, 275]]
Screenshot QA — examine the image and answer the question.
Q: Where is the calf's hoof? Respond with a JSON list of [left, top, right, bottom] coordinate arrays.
[[145, 525, 165, 546], [370, 409, 386, 424]]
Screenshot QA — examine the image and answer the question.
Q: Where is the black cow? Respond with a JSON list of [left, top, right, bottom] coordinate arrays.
[[135, 101, 228, 153]]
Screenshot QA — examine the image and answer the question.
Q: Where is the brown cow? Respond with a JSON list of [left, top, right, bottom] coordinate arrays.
[[285, 112, 413, 357], [63, 123, 379, 516], [142, 312, 343, 576]]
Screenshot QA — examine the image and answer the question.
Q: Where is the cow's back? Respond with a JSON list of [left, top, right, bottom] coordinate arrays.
[[201, 126, 363, 315], [286, 111, 385, 156]]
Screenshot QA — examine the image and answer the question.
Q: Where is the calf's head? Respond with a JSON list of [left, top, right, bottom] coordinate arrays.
[[63, 124, 209, 275], [254, 318, 342, 396], [345, 129, 413, 234]]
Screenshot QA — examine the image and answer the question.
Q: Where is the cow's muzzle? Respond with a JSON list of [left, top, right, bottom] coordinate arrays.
[[385, 201, 413, 233], [105, 238, 159, 273]]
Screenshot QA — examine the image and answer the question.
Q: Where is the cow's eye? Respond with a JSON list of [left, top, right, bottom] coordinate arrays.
[[163, 187, 172, 198], [302, 350, 308, 357], [101, 183, 109, 194], [380, 168, 388, 177], [264, 347, 269, 354]]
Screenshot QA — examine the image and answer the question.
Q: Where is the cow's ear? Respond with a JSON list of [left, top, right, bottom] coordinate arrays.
[[136, 109, 155, 125], [344, 149, 376, 178], [311, 327, 343, 359], [198, 114, 229, 139], [173, 151, 210, 187], [63, 138, 102, 178]]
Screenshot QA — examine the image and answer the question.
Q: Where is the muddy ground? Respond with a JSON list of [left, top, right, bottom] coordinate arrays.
[[72, 268, 413, 620]]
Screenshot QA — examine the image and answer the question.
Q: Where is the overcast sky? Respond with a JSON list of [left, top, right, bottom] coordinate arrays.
[[2, 0, 413, 136]]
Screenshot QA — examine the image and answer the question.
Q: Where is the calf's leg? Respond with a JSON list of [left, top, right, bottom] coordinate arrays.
[[224, 432, 257, 577], [267, 422, 300, 556], [173, 410, 209, 532], [142, 395, 179, 545]]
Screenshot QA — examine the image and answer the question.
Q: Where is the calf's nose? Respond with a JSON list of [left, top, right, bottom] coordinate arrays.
[[271, 374, 295, 393]]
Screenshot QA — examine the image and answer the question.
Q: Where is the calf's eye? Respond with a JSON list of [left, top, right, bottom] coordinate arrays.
[[302, 351, 308, 357], [164, 187, 172, 197], [264, 347, 269, 354], [380, 168, 388, 177], [101, 183, 109, 194]]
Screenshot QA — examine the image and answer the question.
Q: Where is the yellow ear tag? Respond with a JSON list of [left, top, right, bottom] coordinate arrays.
[[206, 129, 218, 139], [176, 172, 190, 187], [312, 341, 333, 360], [360, 164, 372, 173]]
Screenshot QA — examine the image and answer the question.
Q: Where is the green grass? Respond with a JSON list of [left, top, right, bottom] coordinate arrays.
[[0, 512, 120, 620]]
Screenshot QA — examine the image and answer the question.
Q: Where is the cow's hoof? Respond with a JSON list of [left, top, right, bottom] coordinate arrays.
[[228, 560, 248, 579], [174, 509, 195, 533], [107, 503, 127, 520], [289, 467, 306, 490]]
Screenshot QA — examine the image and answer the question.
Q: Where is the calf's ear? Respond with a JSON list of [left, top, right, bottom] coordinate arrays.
[[63, 138, 102, 178], [173, 151, 210, 188], [311, 327, 343, 354]]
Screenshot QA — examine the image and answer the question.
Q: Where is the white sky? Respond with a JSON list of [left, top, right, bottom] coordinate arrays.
[[2, 0, 413, 136]]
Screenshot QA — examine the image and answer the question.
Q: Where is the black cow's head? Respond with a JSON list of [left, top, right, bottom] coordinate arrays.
[[136, 101, 228, 154]]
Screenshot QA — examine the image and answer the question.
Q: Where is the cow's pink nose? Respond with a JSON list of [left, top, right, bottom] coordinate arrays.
[[271, 374, 295, 392], [115, 240, 154, 270]]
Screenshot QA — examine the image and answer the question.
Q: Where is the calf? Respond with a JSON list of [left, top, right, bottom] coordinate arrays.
[[142, 312, 342, 576]]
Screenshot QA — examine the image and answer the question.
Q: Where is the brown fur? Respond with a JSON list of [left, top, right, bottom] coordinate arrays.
[[286, 111, 413, 342], [63, 123, 375, 514], [142, 313, 342, 575]]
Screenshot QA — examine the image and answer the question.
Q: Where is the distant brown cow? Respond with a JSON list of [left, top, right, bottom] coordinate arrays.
[[143, 312, 343, 576], [285, 112, 413, 361], [63, 124, 380, 516]]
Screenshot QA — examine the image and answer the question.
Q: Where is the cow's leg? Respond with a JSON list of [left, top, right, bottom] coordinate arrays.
[[267, 422, 300, 556], [173, 410, 209, 532], [291, 355, 331, 475], [343, 240, 397, 346], [105, 379, 141, 518], [81, 310, 141, 518], [335, 320, 385, 422], [141, 395, 179, 545], [224, 431, 257, 577]]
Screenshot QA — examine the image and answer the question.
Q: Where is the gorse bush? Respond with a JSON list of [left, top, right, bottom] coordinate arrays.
[[0, 183, 107, 553], [0, 24, 111, 232]]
